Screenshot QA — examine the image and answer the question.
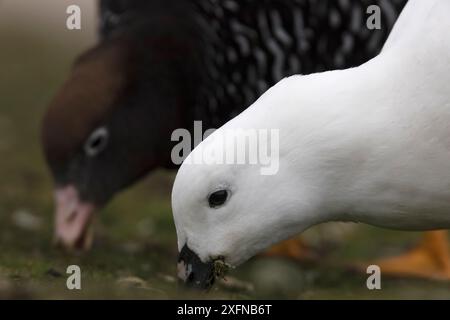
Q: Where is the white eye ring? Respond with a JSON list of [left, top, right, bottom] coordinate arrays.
[[84, 126, 109, 157]]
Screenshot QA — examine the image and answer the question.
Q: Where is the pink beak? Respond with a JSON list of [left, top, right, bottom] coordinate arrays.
[[54, 186, 96, 251]]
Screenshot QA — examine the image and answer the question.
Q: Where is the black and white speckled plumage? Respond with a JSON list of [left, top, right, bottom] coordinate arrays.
[[99, 0, 406, 126]]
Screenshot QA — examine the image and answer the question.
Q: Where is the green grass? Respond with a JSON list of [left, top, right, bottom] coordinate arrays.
[[1, 28, 450, 300]]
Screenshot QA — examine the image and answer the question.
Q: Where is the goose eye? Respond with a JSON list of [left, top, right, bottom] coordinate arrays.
[[208, 190, 229, 208], [84, 127, 109, 157]]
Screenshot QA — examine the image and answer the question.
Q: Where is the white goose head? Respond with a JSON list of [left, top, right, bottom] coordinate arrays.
[[172, 0, 450, 289]]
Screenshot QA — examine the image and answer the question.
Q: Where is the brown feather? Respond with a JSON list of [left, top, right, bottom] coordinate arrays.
[[42, 39, 131, 167]]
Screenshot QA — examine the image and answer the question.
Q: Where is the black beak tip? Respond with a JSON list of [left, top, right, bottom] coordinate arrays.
[[177, 244, 215, 290]]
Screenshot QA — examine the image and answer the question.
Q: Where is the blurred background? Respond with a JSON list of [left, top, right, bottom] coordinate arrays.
[[1, 0, 450, 299]]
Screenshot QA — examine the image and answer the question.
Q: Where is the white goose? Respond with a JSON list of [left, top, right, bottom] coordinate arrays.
[[173, 0, 450, 288]]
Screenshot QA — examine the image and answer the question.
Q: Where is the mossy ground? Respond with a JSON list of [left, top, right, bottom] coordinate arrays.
[[1, 27, 450, 300]]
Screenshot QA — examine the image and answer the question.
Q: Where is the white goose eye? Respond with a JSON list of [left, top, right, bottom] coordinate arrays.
[[208, 189, 229, 208], [84, 127, 109, 157]]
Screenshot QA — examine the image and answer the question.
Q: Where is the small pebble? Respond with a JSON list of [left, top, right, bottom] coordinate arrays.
[[219, 276, 254, 292], [248, 259, 308, 297], [116, 276, 149, 289], [12, 209, 42, 231], [157, 273, 177, 283]]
